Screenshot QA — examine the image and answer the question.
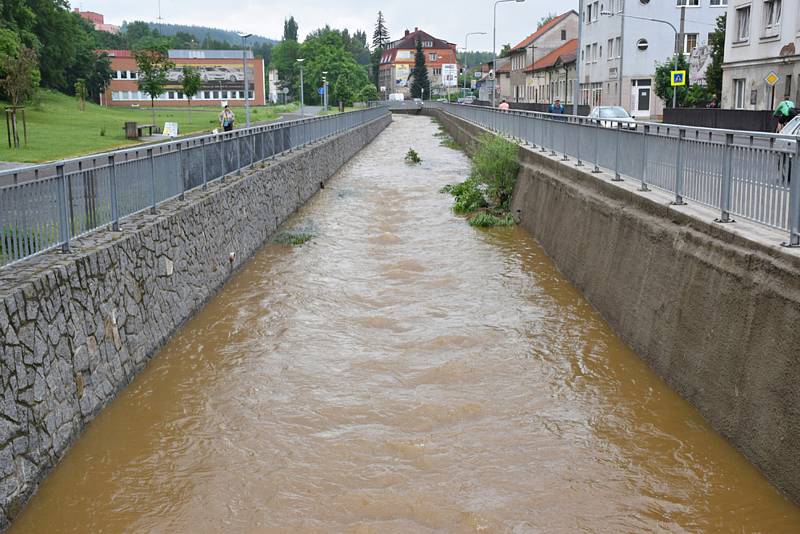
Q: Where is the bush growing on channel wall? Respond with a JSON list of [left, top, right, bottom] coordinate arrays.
[[471, 133, 519, 211]]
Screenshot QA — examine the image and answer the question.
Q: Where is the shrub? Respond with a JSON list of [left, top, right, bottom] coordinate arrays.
[[471, 133, 519, 210], [444, 177, 487, 214], [468, 212, 516, 227], [405, 148, 421, 164]]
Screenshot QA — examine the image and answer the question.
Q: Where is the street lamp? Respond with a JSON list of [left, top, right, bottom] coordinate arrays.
[[296, 58, 305, 117], [464, 31, 487, 99], [492, 0, 525, 108], [601, 9, 682, 109], [322, 71, 328, 111], [239, 33, 252, 127]]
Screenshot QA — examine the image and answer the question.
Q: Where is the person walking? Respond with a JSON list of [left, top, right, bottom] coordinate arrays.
[[548, 98, 565, 114], [498, 99, 510, 110], [219, 104, 236, 132]]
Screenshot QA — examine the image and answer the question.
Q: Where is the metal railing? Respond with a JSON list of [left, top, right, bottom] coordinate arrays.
[[431, 102, 800, 247], [0, 106, 389, 268]]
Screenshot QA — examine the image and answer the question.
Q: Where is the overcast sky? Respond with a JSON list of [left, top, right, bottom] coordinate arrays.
[[76, 0, 566, 51]]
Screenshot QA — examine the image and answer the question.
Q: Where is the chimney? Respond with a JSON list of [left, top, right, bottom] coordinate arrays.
[[415, 27, 418, 32], [405, 29, 409, 36]]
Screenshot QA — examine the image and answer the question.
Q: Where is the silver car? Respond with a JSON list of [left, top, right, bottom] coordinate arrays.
[[588, 106, 637, 129]]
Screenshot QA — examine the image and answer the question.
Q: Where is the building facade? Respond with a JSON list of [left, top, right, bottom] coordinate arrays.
[[73, 9, 120, 34], [723, 0, 800, 110], [579, 0, 727, 118], [101, 49, 266, 108], [508, 11, 579, 102], [525, 39, 579, 104], [378, 28, 459, 97]]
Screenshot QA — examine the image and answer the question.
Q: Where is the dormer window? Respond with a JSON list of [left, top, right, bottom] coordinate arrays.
[[422, 40, 433, 47]]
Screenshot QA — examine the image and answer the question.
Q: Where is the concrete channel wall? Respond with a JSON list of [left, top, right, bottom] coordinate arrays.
[[0, 113, 391, 529], [430, 109, 800, 505]]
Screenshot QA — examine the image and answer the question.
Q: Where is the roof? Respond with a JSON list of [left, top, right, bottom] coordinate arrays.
[[387, 28, 456, 51], [494, 56, 512, 74], [99, 49, 254, 60], [511, 11, 577, 52], [524, 39, 578, 72]]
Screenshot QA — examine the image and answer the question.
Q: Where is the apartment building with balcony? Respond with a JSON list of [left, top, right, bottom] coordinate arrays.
[[579, 0, 727, 118], [723, 0, 800, 110]]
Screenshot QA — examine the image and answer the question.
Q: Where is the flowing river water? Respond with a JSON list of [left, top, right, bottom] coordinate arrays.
[[11, 115, 800, 533]]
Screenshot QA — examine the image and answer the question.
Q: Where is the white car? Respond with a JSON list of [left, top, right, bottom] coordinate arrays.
[[588, 106, 637, 129]]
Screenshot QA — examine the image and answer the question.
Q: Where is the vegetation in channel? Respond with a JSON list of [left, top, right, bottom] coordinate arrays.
[[405, 148, 422, 165], [440, 133, 520, 227], [273, 231, 313, 245]]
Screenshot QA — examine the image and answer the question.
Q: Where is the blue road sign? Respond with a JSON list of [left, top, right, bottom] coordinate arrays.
[[318, 87, 326, 95]]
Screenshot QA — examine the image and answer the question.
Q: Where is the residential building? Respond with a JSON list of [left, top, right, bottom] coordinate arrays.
[[100, 50, 266, 107], [723, 0, 800, 110], [524, 39, 579, 104], [378, 28, 459, 97], [73, 9, 121, 34], [579, 0, 727, 118], [508, 10, 579, 102], [477, 57, 512, 102]]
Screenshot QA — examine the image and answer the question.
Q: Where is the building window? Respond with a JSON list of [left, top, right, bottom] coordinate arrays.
[[561, 29, 567, 40], [785, 75, 792, 98], [433, 67, 441, 75], [599, 45, 603, 58], [429, 53, 437, 61], [422, 40, 433, 47], [120, 71, 128, 79], [763, 0, 782, 35], [593, 1, 599, 21], [734, 78, 746, 109], [710, 0, 727, 5], [736, 6, 751, 41], [130, 71, 138, 80], [585, 45, 590, 63], [683, 33, 698, 54], [607, 38, 614, 60], [677, 0, 699, 5], [591, 42, 598, 62], [586, 3, 592, 23]]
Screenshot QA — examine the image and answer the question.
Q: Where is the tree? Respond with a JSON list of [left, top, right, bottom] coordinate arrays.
[[537, 13, 557, 29], [181, 66, 202, 117], [356, 84, 379, 102], [498, 44, 512, 58], [135, 43, 174, 124], [74, 79, 87, 110], [654, 53, 690, 108], [283, 17, 299, 41], [271, 38, 300, 97], [332, 70, 355, 107], [0, 46, 40, 107], [298, 26, 370, 105], [410, 38, 430, 99], [372, 11, 390, 50], [707, 13, 726, 102], [85, 52, 113, 102]]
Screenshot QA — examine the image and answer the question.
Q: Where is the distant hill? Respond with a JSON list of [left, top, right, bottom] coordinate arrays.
[[124, 21, 277, 46]]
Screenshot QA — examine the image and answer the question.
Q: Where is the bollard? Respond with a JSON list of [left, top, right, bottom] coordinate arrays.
[[109, 154, 119, 231], [56, 164, 71, 252], [612, 121, 623, 181], [672, 128, 686, 205], [639, 125, 650, 191], [785, 138, 800, 246], [148, 148, 157, 214], [717, 133, 734, 223]]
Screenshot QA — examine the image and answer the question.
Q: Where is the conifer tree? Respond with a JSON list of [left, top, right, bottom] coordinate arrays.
[[372, 11, 390, 50], [410, 38, 430, 99]]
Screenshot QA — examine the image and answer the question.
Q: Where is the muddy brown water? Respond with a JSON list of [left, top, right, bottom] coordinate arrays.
[[11, 115, 800, 533]]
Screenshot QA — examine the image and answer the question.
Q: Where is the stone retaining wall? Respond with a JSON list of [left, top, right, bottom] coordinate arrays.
[[430, 108, 800, 505], [0, 113, 391, 529]]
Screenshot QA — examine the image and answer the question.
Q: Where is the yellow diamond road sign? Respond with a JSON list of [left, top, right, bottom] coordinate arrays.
[[670, 70, 686, 87], [765, 71, 780, 87]]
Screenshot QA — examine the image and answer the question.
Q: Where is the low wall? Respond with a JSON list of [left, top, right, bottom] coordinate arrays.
[[0, 113, 391, 529], [430, 108, 800, 505]]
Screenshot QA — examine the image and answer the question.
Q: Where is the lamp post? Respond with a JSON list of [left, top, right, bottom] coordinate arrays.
[[464, 31, 487, 99], [296, 58, 305, 117], [239, 33, 253, 127], [601, 9, 683, 110], [492, 0, 526, 108], [322, 71, 328, 111]]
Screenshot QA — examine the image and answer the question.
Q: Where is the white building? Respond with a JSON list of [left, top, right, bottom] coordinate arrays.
[[579, 0, 728, 118], [722, 0, 800, 110]]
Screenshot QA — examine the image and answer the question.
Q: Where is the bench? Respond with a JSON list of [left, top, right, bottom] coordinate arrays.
[[123, 122, 158, 140]]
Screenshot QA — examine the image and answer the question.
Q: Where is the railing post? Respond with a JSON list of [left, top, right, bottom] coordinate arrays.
[[177, 142, 185, 201], [549, 116, 556, 157], [612, 121, 623, 181], [561, 116, 569, 161], [575, 118, 583, 167], [201, 138, 208, 190], [717, 133, 734, 223], [237, 133, 242, 175], [672, 128, 686, 205], [639, 125, 650, 191], [148, 148, 157, 214], [56, 163, 70, 253], [592, 121, 601, 173], [109, 154, 119, 231], [786, 138, 800, 246]]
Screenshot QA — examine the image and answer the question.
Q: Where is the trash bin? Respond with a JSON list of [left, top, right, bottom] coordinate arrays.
[[124, 122, 138, 140], [339, 101, 345, 112]]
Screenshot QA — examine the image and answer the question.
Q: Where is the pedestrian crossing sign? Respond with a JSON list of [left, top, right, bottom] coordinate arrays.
[[671, 70, 687, 87]]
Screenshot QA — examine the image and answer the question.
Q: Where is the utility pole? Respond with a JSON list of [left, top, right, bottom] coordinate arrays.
[[240, 33, 252, 127], [675, 6, 686, 110]]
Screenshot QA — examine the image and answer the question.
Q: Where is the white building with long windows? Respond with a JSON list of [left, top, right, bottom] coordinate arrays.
[[579, 0, 728, 118], [723, 0, 799, 110]]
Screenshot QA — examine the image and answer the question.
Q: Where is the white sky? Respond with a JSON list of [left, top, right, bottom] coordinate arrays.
[[75, 0, 567, 51]]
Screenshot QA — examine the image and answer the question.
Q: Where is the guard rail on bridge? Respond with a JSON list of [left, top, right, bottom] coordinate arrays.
[[0, 106, 389, 268], [427, 102, 800, 247]]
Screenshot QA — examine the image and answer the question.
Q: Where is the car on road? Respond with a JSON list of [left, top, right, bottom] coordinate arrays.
[[588, 106, 637, 129]]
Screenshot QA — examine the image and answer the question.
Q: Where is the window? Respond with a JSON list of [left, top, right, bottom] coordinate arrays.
[[763, 0, 782, 35], [586, 3, 592, 23], [585, 45, 591, 63], [734, 78, 746, 109], [593, 1, 599, 21], [785, 75, 792, 98], [710, 0, 727, 5], [130, 71, 138, 80], [592, 42, 598, 62], [422, 40, 433, 47], [614, 37, 621, 57], [433, 67, 442, 75], [561, 29, 567, 40], [607, 38, 614, 60], [120, 70, 128, 79], [683, 33, 698, 53], [599, 45, 603, 58], [677, 0, 699, 5], [736, 6, 751, 41], [429, 53, 437, 61]]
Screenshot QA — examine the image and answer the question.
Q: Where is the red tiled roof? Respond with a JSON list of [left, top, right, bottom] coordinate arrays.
[[511, 10, 577, 52], [387, 29, 456, 51], [494, 57, 512, 74], [524, 39, 578, 72]]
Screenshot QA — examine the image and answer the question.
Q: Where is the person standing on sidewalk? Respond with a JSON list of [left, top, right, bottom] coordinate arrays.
[[219, 104, 236, 132]]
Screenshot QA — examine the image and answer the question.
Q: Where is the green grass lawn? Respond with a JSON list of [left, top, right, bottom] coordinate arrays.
[[0, 91, 298, 163]]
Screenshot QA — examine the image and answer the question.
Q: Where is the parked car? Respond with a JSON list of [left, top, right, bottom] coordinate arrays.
[[777, 116, 800, 181], [588, 106, 637, 129]]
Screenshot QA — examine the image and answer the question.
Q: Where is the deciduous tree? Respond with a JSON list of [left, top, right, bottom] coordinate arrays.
[[135, 43, 175, 125], [181, 66, 202, 117]]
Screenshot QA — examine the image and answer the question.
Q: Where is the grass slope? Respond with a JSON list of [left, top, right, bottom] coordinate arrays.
[[0, 91, 297, 163]]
